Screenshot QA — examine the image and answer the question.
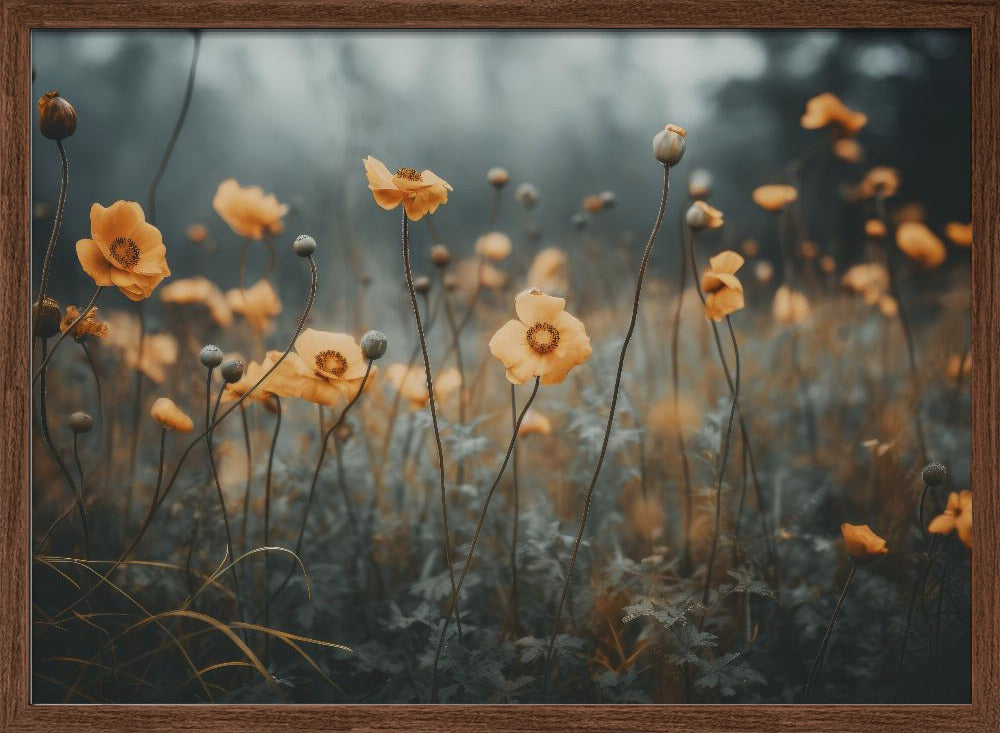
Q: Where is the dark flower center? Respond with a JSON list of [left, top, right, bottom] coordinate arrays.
[[109, 237, 140, 269], [526, 322, 560, 355], [316, 349, 348, 377], [395, 167, 422, 182]]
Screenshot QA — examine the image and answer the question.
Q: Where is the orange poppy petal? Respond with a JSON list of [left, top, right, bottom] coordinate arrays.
[[514, 288, 566, 326], [76, 239, 114, 286]]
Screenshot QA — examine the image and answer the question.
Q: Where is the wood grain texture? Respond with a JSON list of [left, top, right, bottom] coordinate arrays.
[[2, 1, 998, 730]]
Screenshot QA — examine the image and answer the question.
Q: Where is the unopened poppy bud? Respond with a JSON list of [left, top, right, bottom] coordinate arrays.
[[922, 462, 947, 487], [652, 124, 687, 166], [515, 183, 539, 209], [487, 166, 510, 189], [68, 411, 93, 434], [37, 91, 77, 140], [413, 275, 431, 294], [571, 213, 588, 230], [361, 330, 388, 361], [685, 201, 724, 231], [33, 297, 62, 339], [220, 358, 245, 384], [292, 234, 317, 257], [431, 244, 451, 267], [199, 344, 224, 369], [688, 168, 713, 200]]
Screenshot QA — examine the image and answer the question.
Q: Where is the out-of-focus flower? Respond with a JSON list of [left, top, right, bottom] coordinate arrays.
[[685, 201, 724, 231], [688, 168, 712, 200], [294, 328, 373, 399], [862, 437, 896, 458], [865, 219, 887, 239], [819, 255, 836, 274], [475, 231, 513, 261], [515, 183, 539, 208], [363, 155, 452, 222], [700, 251, 745, 322], [833, 138, 863, 163], [772, 285, 810, 325], [754, 260, 774, 283], [893, 202, 926, 224], [487, 166, 510, 188], [76, 201, 170, 301], [742, 239, 760, 258], [800, 92, 867, 136], [105, 311, 178, 384], [852, 167, 900, 200], [526, 247, 568, 295], [945, 222, 972, 247], [752, 184, 798, 212], [60, 305, 109, 339], [944, 353, 971, 381], [800, 240, 820, 260], [226, 279, 282, 334], [161, 276, 233, 327], [840, 523, 888, 564], [455, 257, 507, 297], [186, 224, 208, 244], [582, 195, 605, 213], [385, 364, 461, 409], [150, 397, 194, 432], [37, 90, 77, 140], [878, 295, 898, 318], [488, 287, 592, 386], [518, 408, 552, 437], [221, 357, 280, 406], [842, 262, 888, 304], [896, 221, 946, 268], [928, 490, 972, 548], [212, 179, 288, 240]]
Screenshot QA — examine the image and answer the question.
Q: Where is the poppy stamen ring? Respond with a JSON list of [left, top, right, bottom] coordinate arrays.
[[109, 237, 141, 269], [316, 349, 348, 377], [526, 322, 560, 355], [395, 167, 422, 182]]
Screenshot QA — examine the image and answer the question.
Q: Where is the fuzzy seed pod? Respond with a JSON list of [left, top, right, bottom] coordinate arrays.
[[37, 91, 77, 140], [292, 234, 317, 257], [33, 297, 62, 339], [68, 411, 94, 434], [199, 344, 224, 369], [652, 124, 687, 166], [922, 462, 948, 487], [220, 358, 245, 384], [361, 330, 388, 361]]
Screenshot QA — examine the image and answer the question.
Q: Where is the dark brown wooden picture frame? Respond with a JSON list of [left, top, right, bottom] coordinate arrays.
[[2, 2, 998, 731]]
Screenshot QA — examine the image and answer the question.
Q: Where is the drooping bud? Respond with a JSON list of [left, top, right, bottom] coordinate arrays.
[[37, 90, 77, 140]]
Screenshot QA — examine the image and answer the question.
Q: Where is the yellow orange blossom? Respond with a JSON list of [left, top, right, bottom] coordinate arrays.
[[160, 276, 233, 327], [59, 305, 109, 339], [475, 231, 513, 262], [105, 311, 178, 384], [76, 200, 170, 301], [840, 523, 888, 564], [841, 262, 888, 305], [226, 279, 282, 334], [772, 285, 810, 325], [928, 490, 972, 548], [294, 328, 374, 399], [944, 353, 971, 382], [853, 167, 900, 199], [518, 409, 552, 437], [363, 155, 452, 221], [833, 138, 863, 162], [212, 179, 288, 239], [488, 287, 592, 386], [526, 247, 569, 294], [385, 364, 462, 409], [865, 219, 887, 238], [945, 222, 972, 247], [700, 251, 745, 322], [150, 397, 194, 432], [896, 221, 946, 268], [752, 185, 797, 212], [800, 92, 868, 136]]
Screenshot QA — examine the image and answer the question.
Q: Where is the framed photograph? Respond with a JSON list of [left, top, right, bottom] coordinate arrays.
[[3, 1, 997, 731]]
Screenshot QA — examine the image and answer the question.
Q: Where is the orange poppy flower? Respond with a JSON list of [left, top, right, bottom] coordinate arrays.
[[105, 312, 178, 384], [928, 490, 972, 548], [385, 364, 462, 409], [212, 179, 288, 240], [186, 224, 208, 244], [865, 219, 887, 239], [150, 397, 194, 432], [526, 247, 569, 295], [772, 285, 810, 325], [488, 287, 592, 386], [852, 167, 900, 200], [819, 255, 836, 274], [878, 295, 898, 318], [294, 328, 373, 399], [944, 353, 971, 382], [686, 201, 724, 230], [475, 231, 513, 262], [160, 276, 233, 327], [754, 260, 774, 283], [59, 305, 109, 339], [841, 262, 888, 304], [518, 408, 552, 437], [896, 221, 946, 268], [363, 155, 452, 222], [582, 195, 605, 213], [76, 201, 171, 301], [742, 239, 760, 258], [945, 222, 972, 247], [840, 523, 888, 564], [221, 357, 274, 405], [752, 185, 798, 212], [226, 279, 282, 334], [700, 251, 745, 322], [833, 138, 863, 163], [800, 92, 868, 136]]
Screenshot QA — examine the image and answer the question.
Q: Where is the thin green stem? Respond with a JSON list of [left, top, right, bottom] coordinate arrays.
[[34, 138, 69, 329], [804, 562, 857, 702], [673, 217, 694, 575]]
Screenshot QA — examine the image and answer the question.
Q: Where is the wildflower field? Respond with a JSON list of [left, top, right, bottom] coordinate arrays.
[[31, 31, 971, 704]]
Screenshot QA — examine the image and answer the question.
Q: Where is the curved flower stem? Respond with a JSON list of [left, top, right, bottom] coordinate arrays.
[[237, 405, 253, 553], [401, 212, 462, 640], [34, 138, 69, 328], [804, 561, 857, 702], [673, 217, 694, 575], [52, 255, 317, 621], [439, 271, 469, 483], [542, 164, 671, 699], [895, 534, 941, 701], [430, 377, 540, 703], [268, 362, 374, 607], [263, 394, 282, 653], [205, 381, 245, 624], [78, 339, 106, 487], [124, 304, 146, 528], [32, 286, 103, 383], [36, 339, 89, 559], [700, 315, 741, 610], [509, 383, 522, 636], [875, 193, 928, 466], [146, 30, 200, 226]]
